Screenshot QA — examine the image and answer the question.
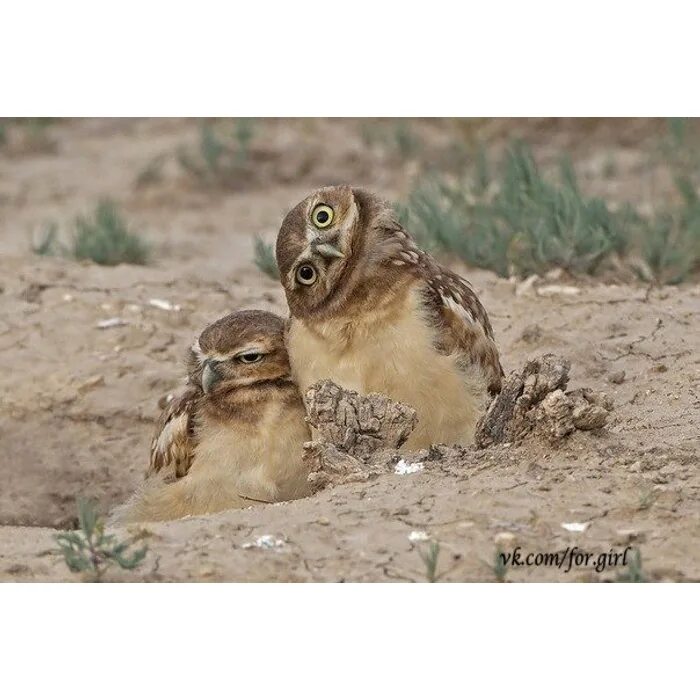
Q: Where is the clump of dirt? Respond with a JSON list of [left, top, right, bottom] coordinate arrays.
[[303, 380, 418, 492], [475, 354, 612, 447], [304, 379, 418, 458]]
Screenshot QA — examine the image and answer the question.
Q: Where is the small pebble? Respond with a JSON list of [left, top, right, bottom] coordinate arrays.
[[77, 374, 105, 394], [394, 459, 424, 475], [537, 285, 581, 297], [608, 370, 626, 384], [96, 317, 127, 329], [615, 529, 647, 545], [494, 531, 517, 548]]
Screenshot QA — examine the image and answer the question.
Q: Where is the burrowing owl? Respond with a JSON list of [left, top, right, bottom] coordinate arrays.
[[275, 186, 503, 450], [113, 310, 310, 524]]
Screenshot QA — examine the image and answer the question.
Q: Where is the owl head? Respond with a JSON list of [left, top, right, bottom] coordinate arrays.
[[187, 310, 291, 402], [276, 186, 410, 319]]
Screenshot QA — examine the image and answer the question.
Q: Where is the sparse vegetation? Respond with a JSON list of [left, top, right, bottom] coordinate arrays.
[[398, 123, 700, 283], [177, 119, 256, 186], [399, 142, 633, 279], [493, 548, 508, 582], [33, 200, 150, 266], [73, 200, 150, 265], [418, 541, 441, 582], [54, 498, 147, 581], [253, 235, 279, 280], [616, 548, 649, 583]]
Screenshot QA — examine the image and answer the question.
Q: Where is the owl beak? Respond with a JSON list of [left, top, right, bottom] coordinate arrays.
[[202, 361, 221, 394], [312, 241, 344, 259]]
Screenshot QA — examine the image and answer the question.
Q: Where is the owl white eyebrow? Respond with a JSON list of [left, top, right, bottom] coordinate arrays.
[[233, 345, 266, 358], [202, 346, 266, 363]]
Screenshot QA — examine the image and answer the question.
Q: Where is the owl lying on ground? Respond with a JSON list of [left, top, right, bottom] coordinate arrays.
[[276, 185, 503, 450], [112, 310, 311, 524]]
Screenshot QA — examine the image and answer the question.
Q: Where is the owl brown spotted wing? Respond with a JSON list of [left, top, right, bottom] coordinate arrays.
[[147, 384, 201, 480], [381, 216, 504, 395], [418, 255, 504, 395]]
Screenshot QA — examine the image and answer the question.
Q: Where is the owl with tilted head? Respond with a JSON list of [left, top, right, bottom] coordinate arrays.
[[276, 185, 503, 450]]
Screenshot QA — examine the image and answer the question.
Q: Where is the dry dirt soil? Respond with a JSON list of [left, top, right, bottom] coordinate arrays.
[[0, 118, 698, 582]]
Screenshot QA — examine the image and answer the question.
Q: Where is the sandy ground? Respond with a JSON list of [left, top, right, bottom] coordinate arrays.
[[0, 118, 698, 582]]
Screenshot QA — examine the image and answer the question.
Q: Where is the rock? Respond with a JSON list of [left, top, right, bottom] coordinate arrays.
[[515, 274, 539, 297], [568, 387, 614, 412], [494, 532, 517, 548], [538, 390, 575, 439], [96, 317, 128, 330], [408, 530, 430, 542], [304, 441, 376, 493], [614, 529, 647, 545], [544, 267, 565, 281], [77, 374, 105, 394], [537, 285, 581, 297], [572, 402, 609, 430], [608, 370, 626, 384]]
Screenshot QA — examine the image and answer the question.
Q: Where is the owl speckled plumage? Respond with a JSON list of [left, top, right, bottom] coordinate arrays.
[[276, 186, 503, 450], [112, 310, 310, 524]]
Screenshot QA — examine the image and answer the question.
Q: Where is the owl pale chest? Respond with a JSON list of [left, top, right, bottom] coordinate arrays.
[[191, 398, 310, 502], [287, 285, 488, 449]]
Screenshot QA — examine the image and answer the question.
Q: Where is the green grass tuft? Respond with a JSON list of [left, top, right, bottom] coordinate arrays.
[[253, 235, 279, 280], [418, 541, 441, 583], [72, 200, 150, 266], [31, 202, 150, 266], [55, 498, 148, 581], [493, 548, 508, 582], [616, 548, 649, 583]]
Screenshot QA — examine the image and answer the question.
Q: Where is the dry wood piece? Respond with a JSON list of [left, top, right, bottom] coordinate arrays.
[[304, 380, 418, 459], [303, 380, 418, 491], [304, 442, 383, 493], [475, 354, 612, 448]]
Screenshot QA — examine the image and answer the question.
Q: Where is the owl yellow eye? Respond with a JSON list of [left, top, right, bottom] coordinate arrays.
[[295, 263, 317, 286], [311, 204, 334, 229]]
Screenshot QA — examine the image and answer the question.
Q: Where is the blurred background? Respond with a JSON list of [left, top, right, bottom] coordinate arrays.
[[1, 117, 699, 284]]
